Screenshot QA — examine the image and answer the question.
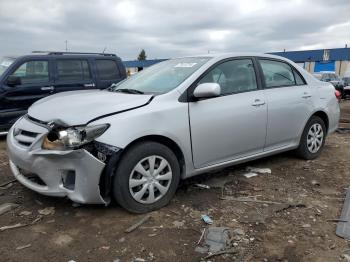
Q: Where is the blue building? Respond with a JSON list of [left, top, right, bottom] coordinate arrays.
[[123, 47, 350, 76], [270, 47, 350, 76]]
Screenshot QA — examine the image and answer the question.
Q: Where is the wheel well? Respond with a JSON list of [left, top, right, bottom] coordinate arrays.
[[312, 111, 329, 132], [123, 135, 186, 177]]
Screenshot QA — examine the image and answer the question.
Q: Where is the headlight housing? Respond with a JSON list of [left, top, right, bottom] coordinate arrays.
[[42, 124, 110, 150]]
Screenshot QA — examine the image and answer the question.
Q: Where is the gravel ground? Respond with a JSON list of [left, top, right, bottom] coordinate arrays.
[[0, 101, 349, 262]]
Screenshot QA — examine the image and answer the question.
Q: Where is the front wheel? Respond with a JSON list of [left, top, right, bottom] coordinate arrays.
[[295, 116, 326, 160], [113, 141, 180, 213]]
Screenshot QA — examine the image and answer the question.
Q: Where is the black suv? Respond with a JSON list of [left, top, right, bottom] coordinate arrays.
[[0, 52, 127, 133]]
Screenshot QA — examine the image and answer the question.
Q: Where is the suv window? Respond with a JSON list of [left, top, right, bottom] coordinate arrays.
[[259, 59, 295, 88], [96, 60, 120, 80], [12, 60, 49, 84], [57, 60, 91, 81], [198, 59, 257, 95]]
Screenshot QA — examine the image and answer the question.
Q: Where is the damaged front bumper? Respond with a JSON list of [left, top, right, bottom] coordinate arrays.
[[6, 116, 116, 205]]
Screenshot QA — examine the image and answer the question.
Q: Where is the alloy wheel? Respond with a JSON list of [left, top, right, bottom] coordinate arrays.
[[307, 123, 324, 153]]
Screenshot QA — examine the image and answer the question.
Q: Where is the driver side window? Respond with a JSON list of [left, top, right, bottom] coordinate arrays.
[[198, 59, 258, 95], [12, 60, 49, 85]]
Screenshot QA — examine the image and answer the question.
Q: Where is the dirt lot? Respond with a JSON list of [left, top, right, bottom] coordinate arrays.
[[0, 101, 350, 262]]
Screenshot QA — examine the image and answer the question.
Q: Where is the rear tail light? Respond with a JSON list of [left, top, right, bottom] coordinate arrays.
[[335, 90, 341, 102]]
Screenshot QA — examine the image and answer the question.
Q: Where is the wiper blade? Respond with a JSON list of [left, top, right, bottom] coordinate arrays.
[[114, 88, 144, 94]]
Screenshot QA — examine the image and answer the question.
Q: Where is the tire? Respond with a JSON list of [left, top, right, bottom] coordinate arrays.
[[295, 116, 326, 160], [113, 141, 180, 213]]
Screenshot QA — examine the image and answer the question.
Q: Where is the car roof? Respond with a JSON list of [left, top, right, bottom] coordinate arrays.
[[14, 52, 121, 60], [179, 52, 298, 62]]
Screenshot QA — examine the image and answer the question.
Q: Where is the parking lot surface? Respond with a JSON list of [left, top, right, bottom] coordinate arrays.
[[0, 101, 350, 262]]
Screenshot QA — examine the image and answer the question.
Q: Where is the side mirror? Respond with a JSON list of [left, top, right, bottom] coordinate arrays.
[[193, 83, 221, 99], [7, 75, 21, 87]]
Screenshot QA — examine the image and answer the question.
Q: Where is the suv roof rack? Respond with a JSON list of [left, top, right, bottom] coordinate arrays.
[[32, 51, 116, 56]]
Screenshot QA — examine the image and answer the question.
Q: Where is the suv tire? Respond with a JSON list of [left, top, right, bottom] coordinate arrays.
[[295, 116, 326, 160], [113, 141, 180, 213]]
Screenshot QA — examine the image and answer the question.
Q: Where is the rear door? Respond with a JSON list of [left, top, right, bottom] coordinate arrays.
[[94, 59, 123, 89], [53, 59, 96, 93], [0, 58, 53, 127], [258, 58, 313, 150]]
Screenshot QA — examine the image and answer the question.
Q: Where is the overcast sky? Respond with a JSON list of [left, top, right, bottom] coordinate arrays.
[[0, 0, 349, 60]]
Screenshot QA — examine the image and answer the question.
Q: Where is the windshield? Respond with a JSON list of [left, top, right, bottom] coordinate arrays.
[[110, 57, 211, 94], [0, 56, 15, 76]]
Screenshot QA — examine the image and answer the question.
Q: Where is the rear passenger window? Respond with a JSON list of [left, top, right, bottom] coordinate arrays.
[[259, 60, 295, 88], [198, 59, 257, 95], [96, 60, 120, 80], [57, 60, 91, 81]]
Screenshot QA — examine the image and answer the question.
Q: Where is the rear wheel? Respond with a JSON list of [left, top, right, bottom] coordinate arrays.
[[113, 141, 180, 213], [295, 116, 326, 160]]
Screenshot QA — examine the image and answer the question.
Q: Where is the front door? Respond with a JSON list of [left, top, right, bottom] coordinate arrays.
[[0, 59, 53, 128], [189, 58, 267, 168]]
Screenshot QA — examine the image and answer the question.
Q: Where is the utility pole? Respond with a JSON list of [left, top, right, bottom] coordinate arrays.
[[65, 40, 68, 51]]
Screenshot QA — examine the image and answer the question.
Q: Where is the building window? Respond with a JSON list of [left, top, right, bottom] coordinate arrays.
[[323, 49, 330, 61]]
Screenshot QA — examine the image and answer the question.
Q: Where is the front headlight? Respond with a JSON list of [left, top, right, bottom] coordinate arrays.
[[42, 124, 110, 150]]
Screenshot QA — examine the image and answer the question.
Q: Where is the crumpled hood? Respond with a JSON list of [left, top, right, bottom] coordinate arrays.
[[28, 90, 153, 126]]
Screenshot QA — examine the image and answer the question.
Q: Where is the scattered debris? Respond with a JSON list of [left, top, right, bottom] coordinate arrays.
[[54, 234, 74, 246], [16, 244, 31, 250], [273, 203, 306, 213], [311, 180, 320, 186], [336, 128, 350, 134], [173, 220, 185, 228], [38, 207, 55, 216], [197, 228, 206, 245], [125, 214, 151, 233], [0, 203, 19, 215], [0, 179, 17, 188], [19, 211, 32, 216], [133, 258, 146, 262], [119, 237, 125, 243], [99, 246, 110, 250], [72, 202, 82, 208], [201, 214, 213, 225], [302, 224, 311, 228], [243, 172, 258, 178], [327, 219, 348, 223], [246, 167, 271, 174], [221, 196, 283, 205], [204, 248, 237, 259], [195, 227, 234, 254], [194, 183, 210, 189], [0, 223, 27, 232]]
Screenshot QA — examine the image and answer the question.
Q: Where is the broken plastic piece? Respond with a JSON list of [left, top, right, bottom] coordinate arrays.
[[201, 214, 213, 224], [195, 184, 210, 189], [336, 188, 350, 240], [243, 172, 258, 178], [246, 167, 271, 174]]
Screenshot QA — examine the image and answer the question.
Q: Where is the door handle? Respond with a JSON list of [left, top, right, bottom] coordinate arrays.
[[252, 99, 266, 107], [302, 92, 312, 99], [84, 83, 96, 88], [41, 86, 54, 91]]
